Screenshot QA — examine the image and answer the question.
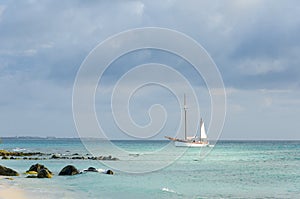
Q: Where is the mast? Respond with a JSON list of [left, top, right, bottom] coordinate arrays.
[[184, 94, 187, 140]]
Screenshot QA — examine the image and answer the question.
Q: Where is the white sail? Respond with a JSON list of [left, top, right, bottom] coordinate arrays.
[[200, 120, 207, 139]]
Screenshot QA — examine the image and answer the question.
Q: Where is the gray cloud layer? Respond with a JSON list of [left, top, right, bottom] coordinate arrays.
[[0, 0, 299, 139]]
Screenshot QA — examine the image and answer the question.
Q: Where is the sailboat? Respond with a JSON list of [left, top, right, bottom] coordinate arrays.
[[165, 94, 209, 147]]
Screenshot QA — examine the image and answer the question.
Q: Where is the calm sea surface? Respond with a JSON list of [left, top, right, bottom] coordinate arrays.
[[0, 138, 299, 198]]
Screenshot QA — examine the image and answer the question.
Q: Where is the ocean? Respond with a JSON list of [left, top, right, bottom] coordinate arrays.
[[0, 138, 299, 198]]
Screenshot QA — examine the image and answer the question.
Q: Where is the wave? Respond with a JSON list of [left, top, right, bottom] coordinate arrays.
[[12, 148, 27, 152], [161, 187, 178, 194]]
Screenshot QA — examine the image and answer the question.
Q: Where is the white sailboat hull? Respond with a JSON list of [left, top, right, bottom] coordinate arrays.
[[174, 141, 209, 147]]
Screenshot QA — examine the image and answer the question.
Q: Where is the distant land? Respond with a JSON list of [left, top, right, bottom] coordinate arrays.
[[0, 136, 103, 140], [1, 136, 58, 139]]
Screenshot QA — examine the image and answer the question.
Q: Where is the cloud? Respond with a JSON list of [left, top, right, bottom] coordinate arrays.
[[0, 5, 6, 20], [1, 0, 299, 90], [237, 58, 286, 75], [0, 0, 300, 139], [131, 1, 145, 16]]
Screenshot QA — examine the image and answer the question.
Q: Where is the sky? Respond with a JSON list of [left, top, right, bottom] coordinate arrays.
[[0, 0, 300, 139]]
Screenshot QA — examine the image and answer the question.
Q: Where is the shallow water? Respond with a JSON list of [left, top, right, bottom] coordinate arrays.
[[0, 139, 299, 198]]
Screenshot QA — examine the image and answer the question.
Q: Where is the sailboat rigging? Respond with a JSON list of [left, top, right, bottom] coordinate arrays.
[[165, 94, 209, 147]]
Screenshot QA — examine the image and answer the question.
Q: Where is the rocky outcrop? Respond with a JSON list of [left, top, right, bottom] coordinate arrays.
[[0, 149, 120, 161], [0, 150, 42, 157], [87, 155, 119, 161], [0, 165, 19, 176], [26, 163, 52, 174], [37, 168, 52, 178], [58, 165, 79, 176]]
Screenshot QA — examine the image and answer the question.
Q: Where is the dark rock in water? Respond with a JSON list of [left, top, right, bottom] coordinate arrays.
[[85, 167, 97, 172], [71, 156, 84, 160], [96, 155, 119, 161], [27, 163, 52, 174], [28, 157, 39, 160], [10, 157, 15, 160], [83, 167, 114, 175], [51, 154, 60, 159], [59, 165, 79, 176], [0, 165, 19, 176], [72, 153, 79, 156], [37, 168, 52, 178], [2, 156, 9, 160], [105, 170, 114, 175]]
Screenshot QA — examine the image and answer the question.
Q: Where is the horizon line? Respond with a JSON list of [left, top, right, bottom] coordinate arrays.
[[0, 136, 299, 141]]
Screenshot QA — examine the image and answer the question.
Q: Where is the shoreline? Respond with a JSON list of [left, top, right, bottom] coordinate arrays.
[[0, 178, 29, 199]]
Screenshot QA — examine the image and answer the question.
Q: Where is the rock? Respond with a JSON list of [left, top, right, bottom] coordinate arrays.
[[0, 165, 19, 176], [58, 165, 79, 176], [96, 155, 119, 161], [37, 168, 52, 178], [28, 157, 39, 160], [82, 167, 114, 175], [71, 156, 84, 160], [85, 167, 97, 172], [105, 170, 114, 175], [98, 156, 103, 160], [26, 171, 38, 175], [51, 154, 60, 159], [27, 163, 52, 174], [2, 156, 9, 160]]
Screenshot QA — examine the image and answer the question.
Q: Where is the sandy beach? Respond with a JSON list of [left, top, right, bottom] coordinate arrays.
[[0, 179, 29, 199]]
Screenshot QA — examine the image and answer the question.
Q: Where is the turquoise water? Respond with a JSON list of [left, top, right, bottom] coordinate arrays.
[[1, 139, 300, 198]]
